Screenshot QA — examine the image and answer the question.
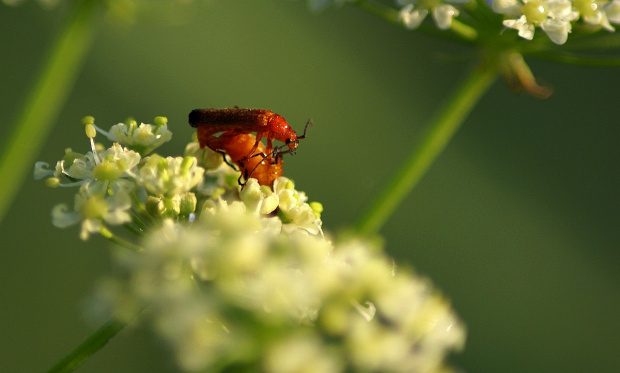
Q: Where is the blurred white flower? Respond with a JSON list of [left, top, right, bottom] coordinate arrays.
[[397, 0, 469, 30], [94, 199, 465, 372]]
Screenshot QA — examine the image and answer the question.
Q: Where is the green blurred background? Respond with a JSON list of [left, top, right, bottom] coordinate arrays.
[[1, 1, 619, 372]]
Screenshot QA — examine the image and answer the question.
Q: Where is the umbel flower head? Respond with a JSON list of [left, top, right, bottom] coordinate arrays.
[[94, 201, 465, 373], [313, 0, 620, 44], [305, 0, 620, 97], [36, 116, 466, 372]]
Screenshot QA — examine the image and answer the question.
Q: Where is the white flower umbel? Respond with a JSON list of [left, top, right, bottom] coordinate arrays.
[[397, 0, 469, 30], [496, 0, 579, 44], [39, 116, 465, 372], [94, 197, 465, 372]]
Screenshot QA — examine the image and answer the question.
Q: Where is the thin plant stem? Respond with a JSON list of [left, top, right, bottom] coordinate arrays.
[[0, 0, 101, 223], [100, 226, 144, 252], [46, 317, 127, 373], [356, 62, 498, 235]]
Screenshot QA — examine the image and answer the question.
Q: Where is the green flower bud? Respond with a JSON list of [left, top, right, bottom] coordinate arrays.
[[45, 177, 60, 188], [146, 195, 165, 218], [163, 195, 181, 218], [62, 148, 84, 169], [154, 116, 168, 128], [179, 192, 197, 216]]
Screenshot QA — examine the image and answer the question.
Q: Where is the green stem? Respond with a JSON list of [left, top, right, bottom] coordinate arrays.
[[100, 226, 144, 252], [356, 63, 498, 235], [450, 19, 478, 42], [46, 317, 127, 373], [0, 0, 101, 223]]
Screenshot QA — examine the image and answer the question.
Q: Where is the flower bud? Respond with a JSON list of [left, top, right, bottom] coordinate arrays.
[[179, 192, 197, 217], [146, 195, 165, 218]]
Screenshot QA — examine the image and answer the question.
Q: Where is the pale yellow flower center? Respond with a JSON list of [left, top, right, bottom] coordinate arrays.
[[573, 0, 599, 18], [522, 0, 548, 24]]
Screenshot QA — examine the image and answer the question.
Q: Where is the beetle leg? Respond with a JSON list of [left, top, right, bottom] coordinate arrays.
[[217, 150, 239, 171], [247, 132, 264, 159], [245, 152, 269, 180]]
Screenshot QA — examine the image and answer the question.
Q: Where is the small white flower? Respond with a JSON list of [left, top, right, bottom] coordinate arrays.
[[106, 119, 172, 155], [498, 0, 578, 44], [493, 0, 523, 15], [273, 177, 323, 235], [573, 0, 618, 30], [397, 0, 468, 30], [184, 140, 223, 170], [239, 179, 279, 215], [605, 0, 620, 23], [541, 16, 573, 43], [504, 15, 537, 39], [52, 182, 132, 240], [138, 155, 205, 197], [49, 143, 141, 193], [399, 3, 429, 29], [433, 4, 461, 29]]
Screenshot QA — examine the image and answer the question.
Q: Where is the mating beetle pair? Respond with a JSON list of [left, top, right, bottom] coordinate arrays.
[[189, 108, 311, 188]]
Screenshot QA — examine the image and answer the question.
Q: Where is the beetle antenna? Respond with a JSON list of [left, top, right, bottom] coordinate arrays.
[[296, 118, 313, 140]]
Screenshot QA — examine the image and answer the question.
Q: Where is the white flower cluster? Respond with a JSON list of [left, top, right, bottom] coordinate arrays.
[[495, 0, 620, 44], [94, 203, 465, 373], [310, 0, 620, 45], [38, 117, 464, 372], [34, 116, 187, 239]]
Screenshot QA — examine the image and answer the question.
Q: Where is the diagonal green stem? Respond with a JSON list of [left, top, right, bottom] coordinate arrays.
[[46, 317, 127, 373], [356, 63, 498, 235], [0, 0, 101, 223], [100, 226, 144, 252]]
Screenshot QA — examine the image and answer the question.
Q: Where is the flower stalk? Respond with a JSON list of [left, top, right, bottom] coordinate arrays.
[[0, 0, 101, 223], [46, 317, 127, 373], [99, 226, 144, 252], [356, 62, 498, 235]]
